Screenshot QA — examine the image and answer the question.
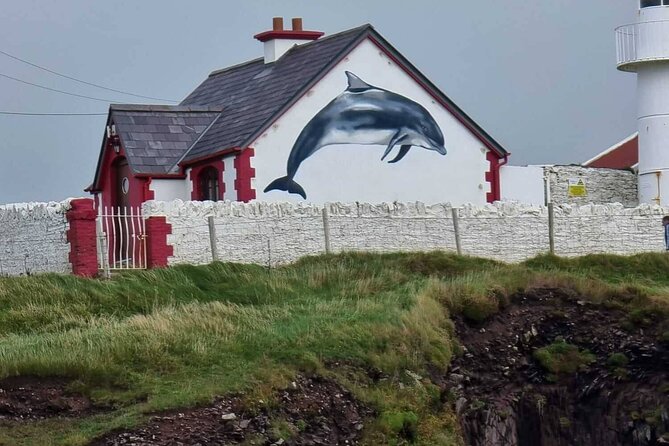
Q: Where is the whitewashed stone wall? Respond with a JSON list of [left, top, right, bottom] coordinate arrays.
[[553, 203, 666, 256], [144, 200, 325, 266], [144, 200, 669, 266], [0, 201, 72, 276], [548, 166, 638, 207], [457, 203, 551, 262]]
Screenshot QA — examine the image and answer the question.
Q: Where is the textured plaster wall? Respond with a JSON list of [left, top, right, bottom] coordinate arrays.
[[0, 201, 72, 275], [144, 200, 669, 266], [547, 166, 638, 207]]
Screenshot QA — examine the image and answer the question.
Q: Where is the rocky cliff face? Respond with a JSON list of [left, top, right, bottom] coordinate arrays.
[[450, 288, 669, 446]]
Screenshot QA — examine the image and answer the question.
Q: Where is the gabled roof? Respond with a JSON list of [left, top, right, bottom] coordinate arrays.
[[111, 105, 222, 174], [88, 105, 222, 191], [583, 133, 638, 169], [178, 24, 509, 163]]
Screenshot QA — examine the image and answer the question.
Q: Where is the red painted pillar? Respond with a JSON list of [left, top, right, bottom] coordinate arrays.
[[485, 151, 501, 203], [66, 198, 98, 277], [234, 148, 256, 202], [145, 217, 173, 268]]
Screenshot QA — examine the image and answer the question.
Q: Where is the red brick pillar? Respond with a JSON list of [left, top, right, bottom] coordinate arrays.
[[66, 198, 98, 277], [145, 217, 173, 268]]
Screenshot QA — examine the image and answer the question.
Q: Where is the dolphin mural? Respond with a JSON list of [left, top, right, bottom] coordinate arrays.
[[264, 71, 447, 199]]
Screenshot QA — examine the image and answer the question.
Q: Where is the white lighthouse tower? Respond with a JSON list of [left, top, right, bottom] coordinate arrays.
[[617, 1, 669, 204]]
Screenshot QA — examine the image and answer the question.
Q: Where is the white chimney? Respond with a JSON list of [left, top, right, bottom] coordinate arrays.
[[254, 17, 324, 64]]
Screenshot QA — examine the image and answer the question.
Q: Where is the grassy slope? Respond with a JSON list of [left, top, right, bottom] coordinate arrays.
[[0, 252, 668, 445]]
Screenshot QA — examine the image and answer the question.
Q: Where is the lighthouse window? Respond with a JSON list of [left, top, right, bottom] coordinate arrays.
[[641, 0, 661, 7]]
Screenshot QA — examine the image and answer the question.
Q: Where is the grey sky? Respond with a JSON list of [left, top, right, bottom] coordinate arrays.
[[0, 0, 638, 204]]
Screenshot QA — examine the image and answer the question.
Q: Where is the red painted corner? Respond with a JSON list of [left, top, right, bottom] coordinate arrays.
[[144, 178, 155, 201], [145, 217, 173, 268], [485, 151, 506, 203], [234, 148, 256, 202], [66, 198, 98, 277]]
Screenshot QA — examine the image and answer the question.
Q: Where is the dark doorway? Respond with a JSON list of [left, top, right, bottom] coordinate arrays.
[[114, 158, 131, 211], [113, 158, 131, 263]]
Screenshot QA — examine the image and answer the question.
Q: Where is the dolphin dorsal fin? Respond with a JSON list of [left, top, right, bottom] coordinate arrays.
[[345, 71, 373, 91]]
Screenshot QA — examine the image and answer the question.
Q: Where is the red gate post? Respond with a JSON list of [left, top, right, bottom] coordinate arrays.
[[145, 217, 173, 268], [66, 198, 98, 277]]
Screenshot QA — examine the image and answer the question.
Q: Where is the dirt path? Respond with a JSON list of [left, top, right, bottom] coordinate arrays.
[[90, 375, 370, 446], [450, 287, 669, 446], [0, 376, 99, 421]]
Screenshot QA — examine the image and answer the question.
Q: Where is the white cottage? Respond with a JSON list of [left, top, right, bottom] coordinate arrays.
[[88, 18, 509, 210]]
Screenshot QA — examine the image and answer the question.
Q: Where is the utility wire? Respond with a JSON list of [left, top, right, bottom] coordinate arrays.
[[0, 72, 121, 102], [0, 111, 106, 116], [0, 49, 178, 102]]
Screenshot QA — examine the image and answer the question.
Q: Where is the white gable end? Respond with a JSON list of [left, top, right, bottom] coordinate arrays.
[[251, 38, 492, 205]]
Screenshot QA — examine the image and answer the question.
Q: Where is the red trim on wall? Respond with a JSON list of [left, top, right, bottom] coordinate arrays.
[[66, 198, 98, 277], [234, 148, 256, 202], [485, 151, 507, 203], [143, 178, 155, 201], [180, 147, 240, 167], [145, 217, 173, 268], [135, 173, 186, 179], [91, 137, 147, 212], [189, 159, 226, 201], [254, 30, 323, 42]]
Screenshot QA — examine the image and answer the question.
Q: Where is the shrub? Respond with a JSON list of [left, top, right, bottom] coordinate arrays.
[[607, 353, 629, 368], [380, 410, 419, 442], [533, 341, 595, 375]]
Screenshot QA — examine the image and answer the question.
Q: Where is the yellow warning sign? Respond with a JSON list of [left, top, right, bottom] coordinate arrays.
[[568, 178, 587, 198]]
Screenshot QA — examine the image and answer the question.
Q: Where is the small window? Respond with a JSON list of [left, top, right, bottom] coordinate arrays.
[[198, 167, 220, 201], [641, 0, 662, 7]]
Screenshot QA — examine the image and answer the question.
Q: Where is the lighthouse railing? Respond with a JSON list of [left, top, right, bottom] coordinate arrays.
[[616, 20, 669, 69]]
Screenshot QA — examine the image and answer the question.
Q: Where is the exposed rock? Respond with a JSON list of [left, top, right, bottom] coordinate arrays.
[[451, 287, 669, 446]]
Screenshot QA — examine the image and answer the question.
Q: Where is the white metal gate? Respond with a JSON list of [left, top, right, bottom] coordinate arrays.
[[97, 207, 147, 271]]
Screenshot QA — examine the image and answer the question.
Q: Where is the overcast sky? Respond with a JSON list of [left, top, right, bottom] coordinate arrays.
[[0, 0, 639, 204]]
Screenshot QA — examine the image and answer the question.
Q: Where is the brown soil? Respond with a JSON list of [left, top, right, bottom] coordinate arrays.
[[450, 287, 669, 446], [91, 375, 371, 446], [0, 376, 97, 421]]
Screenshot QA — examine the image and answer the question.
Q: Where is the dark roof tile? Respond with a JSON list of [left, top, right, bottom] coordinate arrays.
[[110, 108, 220, 174], [179, 25, 369, 161]]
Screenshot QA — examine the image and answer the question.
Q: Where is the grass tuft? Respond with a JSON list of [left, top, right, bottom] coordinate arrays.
[[533, 341, 596, 376]]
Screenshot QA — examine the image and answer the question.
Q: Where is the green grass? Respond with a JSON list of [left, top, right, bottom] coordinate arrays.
[[533, 341, 596, 377], [0, 251, 668, 445]]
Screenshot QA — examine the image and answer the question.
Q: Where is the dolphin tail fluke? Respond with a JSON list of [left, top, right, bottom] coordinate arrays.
[[263, 176, 307, 199]]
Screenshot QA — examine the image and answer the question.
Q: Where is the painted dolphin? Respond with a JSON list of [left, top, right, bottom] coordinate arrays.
[[264, 71, 447, 199]]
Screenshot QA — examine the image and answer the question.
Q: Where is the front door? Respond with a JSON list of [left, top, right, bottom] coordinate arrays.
[[114, 159, 131, 263], [115, 159, 131, 212]]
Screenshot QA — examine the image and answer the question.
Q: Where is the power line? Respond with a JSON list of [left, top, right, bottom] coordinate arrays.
[[0, 72, 122, 102], [0, 111, 106, 116], [0, 49, 178, 102]]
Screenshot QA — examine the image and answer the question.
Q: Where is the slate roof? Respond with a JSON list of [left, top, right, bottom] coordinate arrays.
[[110, 105, 222, 174], [179, 24, 370, 162]]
